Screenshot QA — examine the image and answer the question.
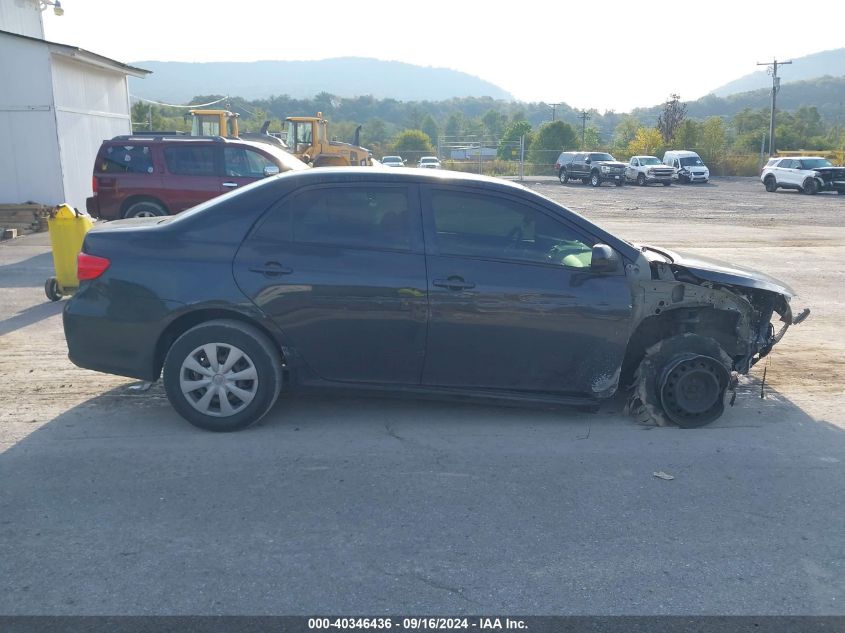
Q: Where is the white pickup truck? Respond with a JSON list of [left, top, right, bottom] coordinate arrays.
[[625, 155, 674, 186]]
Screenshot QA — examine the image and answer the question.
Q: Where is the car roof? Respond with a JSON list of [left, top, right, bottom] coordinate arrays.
[[273, 167, 527, 190]]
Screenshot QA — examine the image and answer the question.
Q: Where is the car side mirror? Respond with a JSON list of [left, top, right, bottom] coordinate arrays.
[[591, 244, 619, 273], [264, 165, 280, 177]]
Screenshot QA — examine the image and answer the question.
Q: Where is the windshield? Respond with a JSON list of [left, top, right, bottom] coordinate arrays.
[[383, 156, 402, 163], [284, 120, 313, 150], [590, 153, 615, 161], [800, 158, 833, 169], [680, 156, 704, 166], [640, 157, 661, 165]]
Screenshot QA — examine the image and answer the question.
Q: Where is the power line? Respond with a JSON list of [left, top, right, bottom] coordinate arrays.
[[129, 95, 228, 109], [756, 58, 792, 156]]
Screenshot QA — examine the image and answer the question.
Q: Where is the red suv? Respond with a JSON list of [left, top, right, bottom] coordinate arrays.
[[86, 135, 308, 219]]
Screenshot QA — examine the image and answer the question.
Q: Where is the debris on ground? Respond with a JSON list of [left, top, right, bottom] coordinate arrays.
[[653, 471, 675, 480]]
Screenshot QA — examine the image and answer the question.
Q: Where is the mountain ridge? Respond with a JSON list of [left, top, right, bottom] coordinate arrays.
[[128, 57, 513, 103], [709, 48, 845, 97]]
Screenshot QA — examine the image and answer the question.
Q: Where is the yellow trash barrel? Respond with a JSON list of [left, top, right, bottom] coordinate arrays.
[[45, 204, 93, 301]]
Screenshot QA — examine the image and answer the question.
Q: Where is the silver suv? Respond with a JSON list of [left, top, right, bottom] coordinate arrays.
[[761, 156, 845, 195]]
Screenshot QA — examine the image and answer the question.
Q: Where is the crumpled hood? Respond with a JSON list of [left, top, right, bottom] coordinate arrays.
[[641, 246, 795, 297], [814, 167, 845, 176]]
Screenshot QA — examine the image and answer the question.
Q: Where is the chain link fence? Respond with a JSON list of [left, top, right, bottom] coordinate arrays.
[[424, 136, 772, 179]]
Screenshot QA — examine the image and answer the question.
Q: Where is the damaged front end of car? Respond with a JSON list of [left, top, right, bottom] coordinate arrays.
[[621, 245, 809, 427]]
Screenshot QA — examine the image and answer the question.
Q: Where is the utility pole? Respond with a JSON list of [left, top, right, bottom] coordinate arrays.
[[548, 103, 562, 121], [578, 110, 591, 149], [756, 58, 792, 157]]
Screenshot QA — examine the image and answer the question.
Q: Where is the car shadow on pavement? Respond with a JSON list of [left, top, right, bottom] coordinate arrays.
[[0, 300, 64, 336], [1, 380, 843, 614], [0, 252, 55, 288]]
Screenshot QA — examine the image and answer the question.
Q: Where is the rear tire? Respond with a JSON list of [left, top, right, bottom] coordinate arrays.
[[764, 177, 777, 192], [124, 200, 167, 218], [163, 319, 283, 432], [559, 168, 569, 184], [626, 333, 732, 428], [803, 178, 819, 195]]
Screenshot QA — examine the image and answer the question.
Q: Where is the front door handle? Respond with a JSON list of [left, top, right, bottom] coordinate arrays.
[[222, 182, 239, 188], [433, 276, 475, 291], [248, 261, 293, 277]]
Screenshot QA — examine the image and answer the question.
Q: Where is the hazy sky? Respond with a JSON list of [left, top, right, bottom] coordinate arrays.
[[42, 0, 845, 112]]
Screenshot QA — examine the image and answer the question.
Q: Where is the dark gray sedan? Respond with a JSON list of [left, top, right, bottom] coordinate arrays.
[[63, 169, 807, 431]]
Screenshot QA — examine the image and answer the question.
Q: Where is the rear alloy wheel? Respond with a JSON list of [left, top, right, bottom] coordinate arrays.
[[559, 168, 569, 184], [590, 172, 601, 187], [802, 178, 819, 195], [626, 333, 732, 428], [636, 173, 646, 186], [163, 320, 282, 432], [124, 200, 166, 218], [764, 177, 777, 193]]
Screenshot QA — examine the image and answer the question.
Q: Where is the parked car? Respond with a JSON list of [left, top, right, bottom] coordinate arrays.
[[418, 156, 441, 169], [760, 156, 845, 195], [381, 155, 405, 167], [626, 156, 674, 186], [663, 150, 709, 183], [86, 135, 307, 220], [559, 152, 627, 187], [64, 169, 807, 432]]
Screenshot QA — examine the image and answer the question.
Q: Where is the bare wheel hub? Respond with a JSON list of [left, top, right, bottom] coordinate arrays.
[[659, 354, 729, 426]]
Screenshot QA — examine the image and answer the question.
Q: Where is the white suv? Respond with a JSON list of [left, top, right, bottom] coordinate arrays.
[[761, 156, 845, 195]]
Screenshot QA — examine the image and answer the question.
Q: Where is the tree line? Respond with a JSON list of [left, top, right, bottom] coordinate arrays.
[[130, 90, 845, 175]]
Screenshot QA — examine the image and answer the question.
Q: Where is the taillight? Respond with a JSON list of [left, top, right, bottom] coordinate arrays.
[[92, 176, 98, 195], [77, 253, 110, 281]]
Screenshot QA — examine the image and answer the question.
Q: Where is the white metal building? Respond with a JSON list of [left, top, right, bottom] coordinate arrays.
[[0, 1, 149, 210]]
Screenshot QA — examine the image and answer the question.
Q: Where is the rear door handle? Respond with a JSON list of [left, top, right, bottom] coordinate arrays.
[[222, 182, 239, 188], [433, 277, 475, 291], [249, 261, 293, 277]]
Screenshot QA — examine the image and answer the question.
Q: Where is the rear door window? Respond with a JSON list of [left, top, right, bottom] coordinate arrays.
[[164, 146, 217, 176], [285, 185, 415, 252], [98, 145, 154, 174]]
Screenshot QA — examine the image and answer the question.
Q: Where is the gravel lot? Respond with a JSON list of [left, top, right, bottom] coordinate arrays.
[[0, 177, 843, 615]]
